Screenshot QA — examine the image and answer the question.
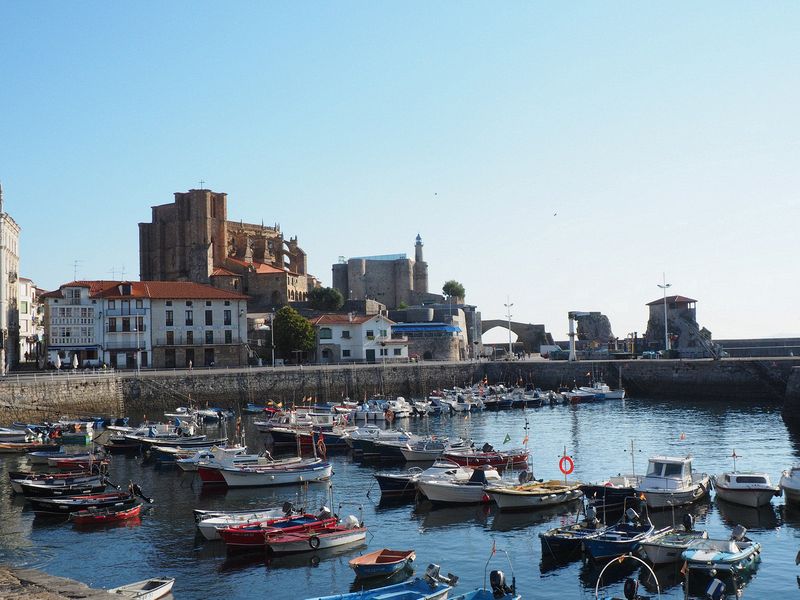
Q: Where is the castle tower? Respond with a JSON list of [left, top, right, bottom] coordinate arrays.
[[413, 234, 428, 295]]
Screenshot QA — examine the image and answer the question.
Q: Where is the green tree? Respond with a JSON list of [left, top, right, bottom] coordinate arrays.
[[273, 305, 316, 360], [442, 280, 466, 300], [308, 287, 344, 311]]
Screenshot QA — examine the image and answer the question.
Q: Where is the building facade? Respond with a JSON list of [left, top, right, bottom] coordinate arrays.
[[0, 185, 20, 372], [310, 313, 408, 364], [644, 295, 719, 358], [332, 235, 441, 309], [139, 188, 317, 310], [18, 278, 44, 363], [42, 280, 248, 369]]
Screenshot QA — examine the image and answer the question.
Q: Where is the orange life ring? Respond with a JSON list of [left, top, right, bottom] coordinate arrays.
[[559, 455, 575, 475]]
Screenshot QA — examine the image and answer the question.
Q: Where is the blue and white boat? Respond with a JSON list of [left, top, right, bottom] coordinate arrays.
[[582, 509, 661, 562], [305, 564, 457, 600], [348, 548, 415, 579], [681, 526, 761, 576]]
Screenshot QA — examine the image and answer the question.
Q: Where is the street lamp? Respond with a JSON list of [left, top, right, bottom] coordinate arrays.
[[657, 273, 671, 353], [257, 319, 275, 367], [504, 296, 514, 358]]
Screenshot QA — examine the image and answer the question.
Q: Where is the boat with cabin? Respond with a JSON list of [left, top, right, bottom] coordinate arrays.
[[635, 455, 710, 509], [713, 471, 780, 507], [779, 466, 800, 503]]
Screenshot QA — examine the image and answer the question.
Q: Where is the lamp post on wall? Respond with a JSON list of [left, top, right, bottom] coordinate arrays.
[[504, 296, 514, 358], [657, 273, 671, 353], [257, 317, 274, 367]]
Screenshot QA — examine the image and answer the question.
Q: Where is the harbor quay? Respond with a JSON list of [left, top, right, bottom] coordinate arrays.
[[1, 357, 799, 424]]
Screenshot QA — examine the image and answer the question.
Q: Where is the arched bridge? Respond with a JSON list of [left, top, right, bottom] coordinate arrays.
[[481, 320, 553, 353]]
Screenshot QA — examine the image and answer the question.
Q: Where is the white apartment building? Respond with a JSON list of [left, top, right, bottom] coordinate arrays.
[[18, 277, 43, 363], [43, 280, 248, 369], [0, 185, 21, 372], [310, 313, 408, 364]]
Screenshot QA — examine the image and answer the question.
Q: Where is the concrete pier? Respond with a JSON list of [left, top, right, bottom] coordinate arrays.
[[1, 358, 798, 423], [0, 566, 116, 599]]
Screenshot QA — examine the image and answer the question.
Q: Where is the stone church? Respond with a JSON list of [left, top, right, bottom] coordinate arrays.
[[139, 188, 318, 310]]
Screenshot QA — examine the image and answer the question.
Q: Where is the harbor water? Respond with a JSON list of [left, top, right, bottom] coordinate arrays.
[[1, 397, 799, 599]]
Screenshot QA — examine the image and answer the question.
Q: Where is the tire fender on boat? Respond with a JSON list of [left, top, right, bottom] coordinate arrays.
[[309, 535, 321, 549]]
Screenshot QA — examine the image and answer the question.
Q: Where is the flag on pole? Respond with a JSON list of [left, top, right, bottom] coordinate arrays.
[[503, 433, 511, 444]]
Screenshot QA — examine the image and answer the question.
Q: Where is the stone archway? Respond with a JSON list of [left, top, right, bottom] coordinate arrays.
[[480, 320, 553, 353]]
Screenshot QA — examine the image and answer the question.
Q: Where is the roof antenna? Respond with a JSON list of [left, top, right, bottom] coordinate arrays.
[[72, 260, 84, 281]]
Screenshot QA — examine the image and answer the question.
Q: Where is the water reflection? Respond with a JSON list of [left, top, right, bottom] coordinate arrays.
[[715, 498, 780, 531], [411, 502, 491, 530], [491, 500, 582, 532]]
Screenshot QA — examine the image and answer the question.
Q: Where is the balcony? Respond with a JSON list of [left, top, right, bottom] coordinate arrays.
[[104, 308, 147, 317], [154, 336, 244, 346]]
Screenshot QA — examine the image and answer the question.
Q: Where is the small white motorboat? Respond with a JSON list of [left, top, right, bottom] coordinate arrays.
[[713, 471, 780, 507], [108, 576, 175, 600], [485, 478, 584, 511], [416, 466, 501, 505], [681, 526, 761, 575], [197, 507, 288, 540], [636, 455, 710, 509], [780, 466, 800, 503], [639, 514, 708, 565]]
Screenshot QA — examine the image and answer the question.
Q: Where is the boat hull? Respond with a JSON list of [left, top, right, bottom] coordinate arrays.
[[488, 487, 583, 511], [715, 486, 778, 508], [219, 462, 332, 488], [304, 577, 451, 600], [416, 480, 489, 505], [267, 526, 366, 554]]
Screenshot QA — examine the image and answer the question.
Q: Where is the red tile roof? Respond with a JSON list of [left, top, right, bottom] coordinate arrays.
[[42, 280, 249, 300], [309, 314, 395, 326], [225, 257, 293, 275], [646, 295, 697, 306], [210, 267, 238, 277]]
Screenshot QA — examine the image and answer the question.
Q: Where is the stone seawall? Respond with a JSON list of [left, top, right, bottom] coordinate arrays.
[[782, 366, 800, 423], [1, 358, 798, 423]]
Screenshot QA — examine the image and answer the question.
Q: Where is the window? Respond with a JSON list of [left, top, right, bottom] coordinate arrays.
[[320, 328, 332, 340], [224, 330, 232, 344], [205, 310, 213, 326], [205, 330, 214, 344], [108, 300, 115, 309], [185, 348, 194, 367], [186, 331, 193, 345], [166, 331, 174, 345], [20, 301, 28, 314], [341, 330, 350, 339], [140, 352, 148, 367], [108, 318, 117, 333], [166, 310, 173, 327], [224, 300, 230, 306], [122, 318, 131, 332], [380, 329, 387, 337], [204, 348, 214, 366], [380, 349, 388, 356], [206, 301, 212, 306], [166, 300, 172, 307], [185, 310, 193, 326], [165, 349, 175, 368], [342, 349, 351, 358], [223, 310, 231, 326], [186, 301, 193, 307], [394, 348, 402, 356], [135, 300, 143, 309], [136, 316, 144, 332], [366, 330, 374, 339]]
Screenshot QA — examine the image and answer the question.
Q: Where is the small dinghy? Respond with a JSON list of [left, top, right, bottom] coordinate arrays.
[[448, 544, 520, 600], [582, 508, 661, 562], [349, 548, 415, 579], [539, 505, 605, 559], [71, 503, 142, 525], [108, 576, 174, 600], [681, 525, 761, 576], [639, 514, 708, 565]]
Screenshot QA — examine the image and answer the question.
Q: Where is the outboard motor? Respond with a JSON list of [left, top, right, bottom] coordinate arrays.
[[705, 578, 726, 600], [730, 524, 747, 542], [623, 577, 639, 600], [585, 505, 599, 527], [282, 501, 294, 515], [482, 442, 494, 453], [489, 570, 514, 599], [625, 508, 640, 524], [316, 506, 332, 520], [682, 513, 695, 532], [518, 470, 534, 484]]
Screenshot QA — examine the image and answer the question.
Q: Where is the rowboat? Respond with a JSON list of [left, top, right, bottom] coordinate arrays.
[[639, 526, 708, 565], [196, 506, 289, 540], [305, 564, 457, 600], [539, 507, 605, 559], [27, 484, 151, 514], [25, 449, 65, 464], [582, 509, 662, 562], [10, 472, 101, 495], [349, 548, 415, 579], [71, 503, 142, 525], [17, 478, 107, 498], [108, 576, 174, 600], [218, 459, 332, 488]]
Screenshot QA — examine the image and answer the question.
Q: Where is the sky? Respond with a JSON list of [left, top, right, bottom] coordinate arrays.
[[1, 2, 798, 340]]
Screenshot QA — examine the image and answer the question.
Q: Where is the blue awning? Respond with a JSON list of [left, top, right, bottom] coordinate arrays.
[[392, 323, 462, 333]]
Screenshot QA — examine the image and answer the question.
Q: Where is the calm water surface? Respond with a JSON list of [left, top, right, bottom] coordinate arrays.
[[2, 397, 800, 599]]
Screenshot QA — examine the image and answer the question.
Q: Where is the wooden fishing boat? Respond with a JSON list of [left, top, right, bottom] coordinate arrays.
[[349, 548, 415, 579], [0, 441, 60, 454], [443, 446, 529, 469], [71, 503, 142, 525], [108, 576, 174, 599], [218, 459, 332, 488], [10, 472, 101, 495], [486, 479, 584, 511], [28, 484, 151, 514], [196, 506, 289, 540], [265, 516, 367, 554], [218, 513, 338, 550], [18, 478, 107, 498]]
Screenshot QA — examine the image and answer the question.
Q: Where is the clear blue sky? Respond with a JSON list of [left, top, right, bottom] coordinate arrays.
[[2, 2, 798, 339]]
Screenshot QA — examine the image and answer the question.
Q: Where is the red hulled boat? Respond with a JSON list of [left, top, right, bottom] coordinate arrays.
[[71, 503, 142, 525]]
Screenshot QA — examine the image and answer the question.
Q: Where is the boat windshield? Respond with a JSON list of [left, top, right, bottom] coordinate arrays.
[[647, 462, 665, 476], [663, 463, 683, 477], [735, 476, 767, 484]]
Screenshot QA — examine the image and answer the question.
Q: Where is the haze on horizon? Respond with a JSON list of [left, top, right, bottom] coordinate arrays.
[[1, 2, 798, 341]]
